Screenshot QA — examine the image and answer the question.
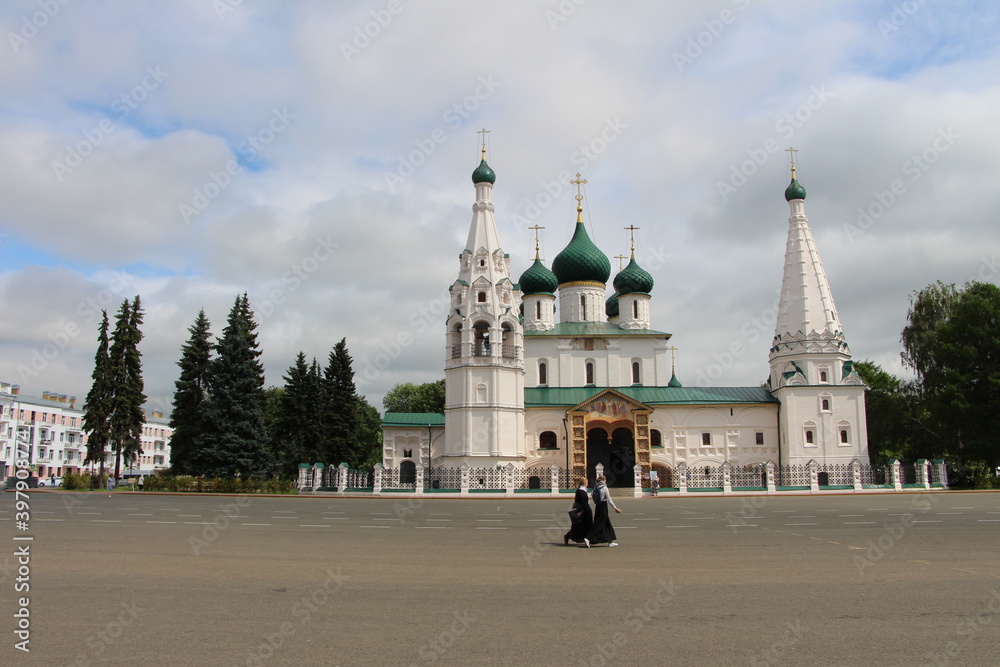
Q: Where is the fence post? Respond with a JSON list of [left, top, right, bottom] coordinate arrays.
[[312, 462, 324, 491], [460, 464, 470, 496], [550, 464, 560, 496], [678, 463, 688, 494], [890, 459, 902, 490], [722, 462, 732, 495], [505, 462, 515, 496], [633, 463, 643, 498], [297, 463, 312, 492], [595, 463, 604, 481], [852, 458, 862, 491], [934, 459, 949, 489], [373, 463, 383, 496], [415, 465, 425, 495], [765, 461, 776, 493], [808, 460, 819, 493], [337, 462, 348, 493], [916, 459, 929, 489]]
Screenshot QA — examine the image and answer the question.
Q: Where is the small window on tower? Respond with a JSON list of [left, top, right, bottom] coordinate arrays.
[[632, 362, 640, 384], [702, 432, 711, 446], [477, 292, 486, 303], [535, 301, 541, 319], [586, 362, 595, 385], [822, 398, 830, 411], [840, 430, 849, 444], [403, 449, 412, 458], [538, 362, 547, 386], [633, 301, 639, 318], [806, 430, 814, 444], [755, 432, 764, 445], [479, 259, 485, 267]]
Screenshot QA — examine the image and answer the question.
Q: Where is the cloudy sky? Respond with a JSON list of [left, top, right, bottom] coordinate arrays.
[[2, 0, 998, 415]]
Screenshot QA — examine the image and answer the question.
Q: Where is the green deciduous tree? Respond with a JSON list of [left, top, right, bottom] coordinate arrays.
[[901, 281, 1000, 474], [382, 380, 445, 414], [169, 309, 212, 474]]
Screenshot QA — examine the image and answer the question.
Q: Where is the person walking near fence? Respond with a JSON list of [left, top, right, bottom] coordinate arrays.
[[564, 477, 593, 545], [106, 474, 115, 498], [585, 475, 622, 548]]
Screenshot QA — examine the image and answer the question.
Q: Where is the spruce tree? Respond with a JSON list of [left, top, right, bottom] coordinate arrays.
[[192, 294, 272, 477], [108, 296, 146, 479], [169, 309, 212, 474], [323, 338, 360, 466], [272, 353, 325, 475], [82, 311, 113, 477]]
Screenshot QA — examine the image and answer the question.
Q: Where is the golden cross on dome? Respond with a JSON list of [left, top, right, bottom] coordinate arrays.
[[785, 146, 798, 177], [624, 224, 640, 253], [477, 128, 491, 159], [528, 224, 545, 256], [614, 254, 628, 270]]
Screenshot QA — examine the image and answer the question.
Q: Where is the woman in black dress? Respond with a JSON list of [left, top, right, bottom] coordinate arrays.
[[585, 475, 621, 547], [564, 477, 593, 545]]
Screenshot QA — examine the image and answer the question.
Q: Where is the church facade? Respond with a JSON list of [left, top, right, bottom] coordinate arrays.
[[381, 149, 869, 487]]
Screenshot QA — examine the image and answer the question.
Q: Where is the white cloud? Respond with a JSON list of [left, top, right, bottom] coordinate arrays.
[[1, 0, 998, 413]]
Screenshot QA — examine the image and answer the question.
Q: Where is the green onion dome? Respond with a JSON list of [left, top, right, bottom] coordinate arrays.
[[472, 159, 496, 184], [551, 222, 611, 285], [784, 176, 806, 201], [518, 257, 558, 295], [612, 256, 654, 295], [605, 292, 620, 318]]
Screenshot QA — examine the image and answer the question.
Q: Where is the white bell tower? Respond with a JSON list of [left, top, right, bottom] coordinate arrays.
[[769, 151, 869, 465], [443, 133, 525, 467]]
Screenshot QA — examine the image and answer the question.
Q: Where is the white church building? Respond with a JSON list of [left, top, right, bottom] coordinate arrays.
[[381, 147, 869, 488]]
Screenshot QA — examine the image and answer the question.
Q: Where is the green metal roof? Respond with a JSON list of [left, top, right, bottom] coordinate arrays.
[[552, 222, 611, 285], [524, 322, 670, 337], [784, 177, 806, 201], [472, 159, 496, 184], [519, 256, 559, 295], [613, 256, 654, 294], [524, 386, 777, 408], [381, 412, 445, 428]]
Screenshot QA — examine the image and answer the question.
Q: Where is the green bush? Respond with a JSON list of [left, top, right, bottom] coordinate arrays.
[[134, 474, 297, 494], [61, 472, 90, 490]]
